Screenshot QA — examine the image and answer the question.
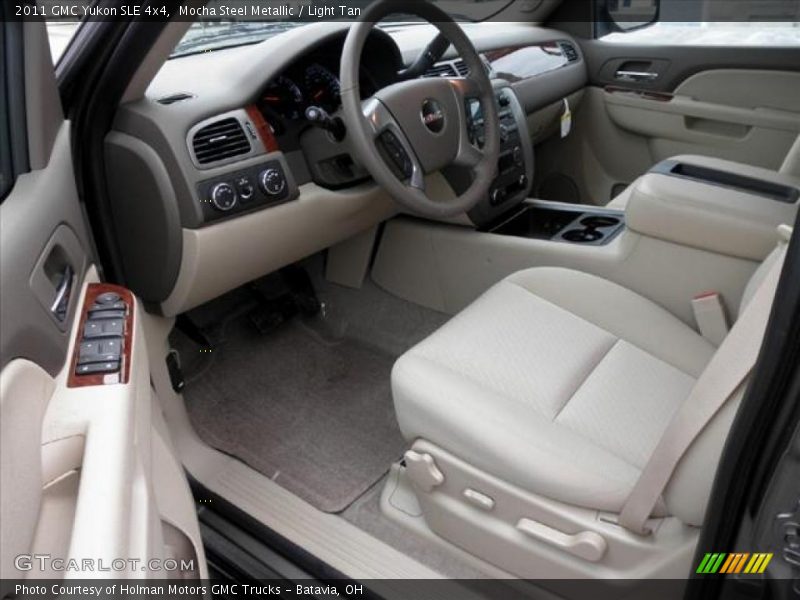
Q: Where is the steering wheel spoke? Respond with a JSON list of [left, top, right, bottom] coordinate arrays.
[[453, 140, 484, 168], [448, 74, 482, 99], [362, 98, 425, 191]]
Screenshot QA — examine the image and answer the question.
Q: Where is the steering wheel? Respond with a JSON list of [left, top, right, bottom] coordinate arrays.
[[340, 0, 500, 218]]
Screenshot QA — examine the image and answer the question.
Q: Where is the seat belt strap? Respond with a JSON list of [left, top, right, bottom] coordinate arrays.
[[619, 247, 787, 535]]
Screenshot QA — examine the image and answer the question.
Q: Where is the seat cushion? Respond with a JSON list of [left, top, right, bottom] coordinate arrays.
[[392, 267, 715, 514]]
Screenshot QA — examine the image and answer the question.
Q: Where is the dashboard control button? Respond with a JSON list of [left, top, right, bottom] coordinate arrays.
[[91, 300, 126, 312], [83, 318, 124, 339], [101, 338, 122, 357], [498, 93, 510, 107], [210, 182, 238, 211], [88, 309, 125, 320], [499, 124, 510, 143], [512, 146, 523, 165], [75, 361, 120, 376], [260, 168, 286, 196], [79, 340, 101, 358], [490, 188, 506, 206], [235, 176, 255, 203], [379, 131, 413, 178], [96, 292, 121, 305]]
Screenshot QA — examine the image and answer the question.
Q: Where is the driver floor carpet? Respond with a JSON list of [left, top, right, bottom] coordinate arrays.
[[182, 315, 406, 513]]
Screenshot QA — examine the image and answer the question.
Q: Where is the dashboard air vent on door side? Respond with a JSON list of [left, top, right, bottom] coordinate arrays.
[[559, 41, 579, 62], [191, 118, 251, 165]]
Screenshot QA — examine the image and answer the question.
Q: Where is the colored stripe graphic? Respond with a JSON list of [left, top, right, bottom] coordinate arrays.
[[698, 552, 773, 574], [697, 553, 727, 574], [744, 553, 773, 574]]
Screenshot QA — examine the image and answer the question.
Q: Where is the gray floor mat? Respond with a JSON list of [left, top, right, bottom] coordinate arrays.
[[182, 316, 407, 513]]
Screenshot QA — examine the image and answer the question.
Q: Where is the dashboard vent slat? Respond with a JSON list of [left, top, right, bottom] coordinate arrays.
[[454, 59, 470, 76], [425, 63, 458, 78], [192, 118, 251, 165], [559, 41, 579, 62]]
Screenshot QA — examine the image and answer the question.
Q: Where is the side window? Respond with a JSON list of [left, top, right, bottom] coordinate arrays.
[[0, 19, 28, 202], [46, 22, 82, 63], [601, 0, 800, 46]]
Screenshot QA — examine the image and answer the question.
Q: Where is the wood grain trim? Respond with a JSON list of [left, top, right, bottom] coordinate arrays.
[[67, 283, 134, 388], [604, 85, 674, 103], [246, 105, 279, 153], [484, 42, 570, 84]]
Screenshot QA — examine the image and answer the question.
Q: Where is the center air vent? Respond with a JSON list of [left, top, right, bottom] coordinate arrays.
[[192, 118, 251, 165], [453, 59, 469, 76], [425, 59, 471, 78], [425, 63, 458, 78]]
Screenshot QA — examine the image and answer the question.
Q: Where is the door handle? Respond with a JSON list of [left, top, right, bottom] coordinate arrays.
[[50, 264, 74, 322], [615, 70, 659, 82]]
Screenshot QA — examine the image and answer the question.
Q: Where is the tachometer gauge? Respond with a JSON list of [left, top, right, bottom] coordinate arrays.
[[262, 76, 304, 120], [303, 64, 341, 113]]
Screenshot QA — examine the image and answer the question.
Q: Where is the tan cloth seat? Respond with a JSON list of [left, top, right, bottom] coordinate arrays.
[[392, 265, 758, 525]]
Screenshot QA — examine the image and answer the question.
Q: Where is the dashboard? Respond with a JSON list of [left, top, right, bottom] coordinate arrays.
[[109, 22, 587, 314]]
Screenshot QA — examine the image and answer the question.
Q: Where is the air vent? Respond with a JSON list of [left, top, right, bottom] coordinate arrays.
[[559, 42, 579, 62], [157, 92, 195, 105], [425, 63, 458, 78], [453, 59, 469, 77], [192, 118, 251, 165]]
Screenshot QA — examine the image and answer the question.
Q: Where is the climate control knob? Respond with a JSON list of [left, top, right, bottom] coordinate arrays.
[[260, 168, 286, 196], [210, 182, 237, 211]]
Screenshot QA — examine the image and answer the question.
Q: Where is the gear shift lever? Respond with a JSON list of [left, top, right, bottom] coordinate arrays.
[[305, 106, 346, 141]]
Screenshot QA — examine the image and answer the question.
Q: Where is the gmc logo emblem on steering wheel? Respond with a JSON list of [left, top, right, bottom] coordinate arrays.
[[421, 98, 445, 133]]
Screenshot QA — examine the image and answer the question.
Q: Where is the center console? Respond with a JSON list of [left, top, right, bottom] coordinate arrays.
[[486, 202, 625, 246], [625, 155, 799, 261], [444, 82, 535, 226]]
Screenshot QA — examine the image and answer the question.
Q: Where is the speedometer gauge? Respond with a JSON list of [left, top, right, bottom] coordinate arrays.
[[304, 64, 341, 113], [262, 76, 304, 120]]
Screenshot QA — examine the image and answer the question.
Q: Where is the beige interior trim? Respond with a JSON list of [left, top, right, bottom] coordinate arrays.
[[371, 211, 760, 324], [625, 170, 798, 261], [142, 311, 494, 589], [674, 69, 800, 114], [122, 21, 192, 104], [161, 182, 396, 316], [0, 359, 55, 578]]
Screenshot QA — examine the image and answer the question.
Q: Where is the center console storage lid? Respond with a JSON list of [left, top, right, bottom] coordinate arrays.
[[626, 159, 799, 261]]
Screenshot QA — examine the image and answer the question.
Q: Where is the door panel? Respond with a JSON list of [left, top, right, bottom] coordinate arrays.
[[532, 39, 800, 205], [0, 21, 205, 582]]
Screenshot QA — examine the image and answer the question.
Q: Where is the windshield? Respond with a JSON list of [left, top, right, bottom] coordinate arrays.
[[171, 0, 516, 57]]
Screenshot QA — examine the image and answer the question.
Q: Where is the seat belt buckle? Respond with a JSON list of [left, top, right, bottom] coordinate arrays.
[[692, 291, 729, 346]]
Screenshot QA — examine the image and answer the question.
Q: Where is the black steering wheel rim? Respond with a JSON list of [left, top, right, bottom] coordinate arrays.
[[340, 0, 500, 218]]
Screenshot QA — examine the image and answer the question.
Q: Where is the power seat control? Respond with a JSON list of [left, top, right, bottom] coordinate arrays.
[[210, 182, 238, 212], [260, 168, 286, 196]]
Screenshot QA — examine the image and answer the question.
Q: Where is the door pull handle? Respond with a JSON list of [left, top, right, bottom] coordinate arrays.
[[50, 264, 74, 322]]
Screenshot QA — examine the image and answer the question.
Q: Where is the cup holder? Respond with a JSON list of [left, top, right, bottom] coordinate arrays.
[[563, 229, 604, 243], [580, 216, 621, 229]]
